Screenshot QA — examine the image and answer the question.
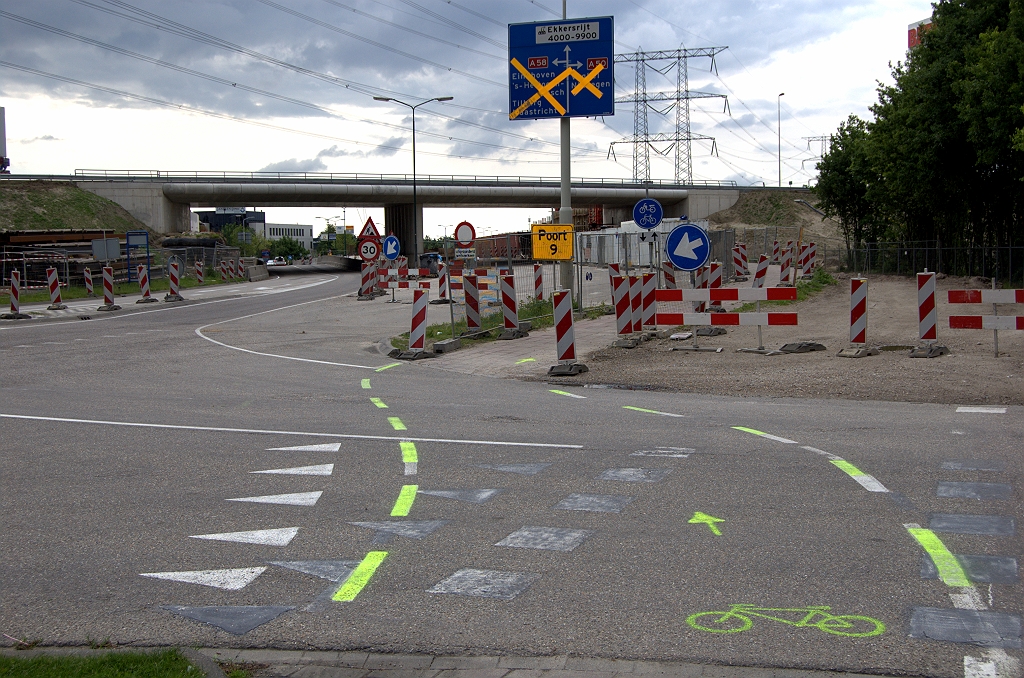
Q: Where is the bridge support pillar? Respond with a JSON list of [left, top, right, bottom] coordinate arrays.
[[385, 203, 423, 264]]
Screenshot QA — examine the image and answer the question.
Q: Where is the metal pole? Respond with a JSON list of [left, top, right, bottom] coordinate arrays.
[[777, 93, 784, 187], [993, 258, 999, 358], [558, 0, 574, 294]]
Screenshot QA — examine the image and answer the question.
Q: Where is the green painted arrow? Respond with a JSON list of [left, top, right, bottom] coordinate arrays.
[[688, 512, 725, 536]]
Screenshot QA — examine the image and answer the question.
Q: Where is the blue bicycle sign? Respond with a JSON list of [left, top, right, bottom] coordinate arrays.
[[633, 198, 663, 230]]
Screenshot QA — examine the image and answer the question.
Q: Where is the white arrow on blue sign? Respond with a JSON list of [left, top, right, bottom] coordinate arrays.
[[382, 235, 400, 260], [633, 198, 663, 230], [665, 224, 710, 271]]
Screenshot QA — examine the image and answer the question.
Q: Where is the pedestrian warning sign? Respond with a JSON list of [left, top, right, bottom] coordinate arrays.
[[532, 224, 574, 260]]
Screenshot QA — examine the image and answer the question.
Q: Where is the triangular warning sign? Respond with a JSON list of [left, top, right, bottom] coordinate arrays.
[[358, 217, 381, 239]]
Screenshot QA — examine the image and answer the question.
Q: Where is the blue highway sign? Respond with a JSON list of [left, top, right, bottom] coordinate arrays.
[[665, 224, 711, 271], [382, 235, 401, 261], [633, 198, 663, 230], [508, 17, 614, 120]]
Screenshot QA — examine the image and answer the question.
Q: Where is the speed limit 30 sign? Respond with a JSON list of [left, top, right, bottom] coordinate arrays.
[[532, 224, 574, 260], [359, 238, 381, 262]]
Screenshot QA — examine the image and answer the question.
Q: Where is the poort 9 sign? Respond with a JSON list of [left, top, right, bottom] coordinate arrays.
[[532, 224, 574, 260]]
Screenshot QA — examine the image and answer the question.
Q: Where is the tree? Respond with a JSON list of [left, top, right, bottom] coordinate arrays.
[[813, 116, 879, 248], [270, 236, 309, 259]]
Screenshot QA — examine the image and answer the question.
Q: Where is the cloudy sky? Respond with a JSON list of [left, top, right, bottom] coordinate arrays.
[[1, 0, 931, 235]]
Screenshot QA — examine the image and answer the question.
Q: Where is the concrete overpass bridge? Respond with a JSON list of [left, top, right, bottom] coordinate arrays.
[[6, 171, 747, 259]]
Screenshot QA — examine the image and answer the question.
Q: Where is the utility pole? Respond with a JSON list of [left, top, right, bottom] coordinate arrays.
[[558, 0, 573, 292]]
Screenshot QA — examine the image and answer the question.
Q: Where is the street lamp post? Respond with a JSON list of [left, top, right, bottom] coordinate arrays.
[[778, 92, 785, 188], [373, 96, 453, 261]]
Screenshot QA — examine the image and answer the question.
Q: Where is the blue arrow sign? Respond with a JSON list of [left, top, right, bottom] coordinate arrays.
[[633, 198, 663, 230], [665, 224, 710, 271], [382, 235, 400, 261]]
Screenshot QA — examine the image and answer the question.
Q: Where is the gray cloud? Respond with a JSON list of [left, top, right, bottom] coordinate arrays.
[[258, 136, 405, 170], [19, 135, 62, 143]]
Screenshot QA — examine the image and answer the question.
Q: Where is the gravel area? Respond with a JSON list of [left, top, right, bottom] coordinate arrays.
[[551, 272, 1024, 405]]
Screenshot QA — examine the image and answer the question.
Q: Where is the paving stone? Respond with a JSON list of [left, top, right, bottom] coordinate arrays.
[[287, 667, 368, 678], [564, 657, 638, 672], [496, 526, 593, 552], [554, 493, 634, 513], [497, 656, 569, 669], [929, 514, 1015, 535], [921, 554, 1018, 584], [598, 468, 672, 483], [428, 568, 540, 600], [909, 607, 1022, 648], [429, 657, 501, 669], [937, 482, 1012, 501], [364, 654, 435, 670], [433, 669, 510, 678]]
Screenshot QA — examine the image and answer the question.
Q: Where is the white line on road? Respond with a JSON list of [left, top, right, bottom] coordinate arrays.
[[0, 413, 583, 448], [956, 406, 1007, 414]]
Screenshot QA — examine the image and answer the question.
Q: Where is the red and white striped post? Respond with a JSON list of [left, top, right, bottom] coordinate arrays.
[[136, 265, 158, 303], [45, 267, 67, 310], [195, 260, 204, 285], [629, 274, 643, 334], [219, 261, 228, 280], [358, 262, 376, 299], [229, 259, 238, 279], [918, 272, 937, 341], [409, 289, 427, 353], [608, 263, 621, 302], [164, 260, 184, 302], [463, 274, 481, 331], [83, 267, 94, 296], [662, 260, 676, 290], [751, 254, 769, 289], [779, 248, 793, 285], [611, 275, 636, 347], [534, 264, 543, 300], [498, 274, 526, 339], [2, 269, 30, 319], [738, 243, 749, 275], [732, 247, 746, 279], [799, 244, 813, 277], [808, 242, 817, 271], [98, 266, 121, 311], [708, 262, 723, 310], [693, 265, 709, 312], [772, 240, 780, 264], [850, 278, 868, 344], [436, 262, 450, 303], [641, 272, 657, 330], [548, 289, 589, 375]]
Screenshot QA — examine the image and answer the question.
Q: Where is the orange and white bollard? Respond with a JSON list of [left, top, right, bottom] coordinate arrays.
[[46, 267, 67, 310], [98, 266, 121, 311], [136, 265, 158, 303]]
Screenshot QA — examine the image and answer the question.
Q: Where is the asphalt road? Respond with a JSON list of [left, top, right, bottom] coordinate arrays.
[[1, 270, 1020, 677]]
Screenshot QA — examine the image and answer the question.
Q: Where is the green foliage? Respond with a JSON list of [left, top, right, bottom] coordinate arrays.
[[0, 181, 147, 232], [816, 0, 1023, 249], [733, 267, 838, 312], [270, 236, 309, 259], [0, 649, 198, 677]]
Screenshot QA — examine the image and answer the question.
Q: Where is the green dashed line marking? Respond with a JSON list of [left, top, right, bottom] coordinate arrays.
[[391, 485, 418, 516], [361, 379, 371, 389], [623, 406, 684, 417], [831, 459, 867, 477], [332, 551, 388, 601], [516, 358, 536, 364], [400, 441, 418, 463], [370, 397, 388, 409], [388, 417, 407, 431], [375, 363, 401, 372], [905, 526, 970, 587], [732, 426, 766, 435], [550, 389, 586, 399]]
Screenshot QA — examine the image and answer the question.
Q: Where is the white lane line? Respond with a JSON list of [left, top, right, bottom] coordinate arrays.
[[0, 413, 583, 448], [194, 292, 378, 370], [267, 443, 343, 452], [226, 491, 322, 506], [956, 406, 1007, 414], [251, 464, 334, 476]]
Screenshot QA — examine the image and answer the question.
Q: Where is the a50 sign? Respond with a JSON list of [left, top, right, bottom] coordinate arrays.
[[532, 224, 574, 260]]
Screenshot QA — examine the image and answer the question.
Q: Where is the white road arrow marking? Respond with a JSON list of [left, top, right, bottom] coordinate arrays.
[[267, 443, 342, 452], [250, 464, 334, 476], [190, 527, 299, 546], [673, 233, 701, 260], [226, 491, 322, 506], [140, 567, 266, 590]]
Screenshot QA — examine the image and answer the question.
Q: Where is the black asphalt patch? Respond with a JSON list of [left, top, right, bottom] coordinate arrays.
[[941, 460, 1007, 472], [162, 605, 294, 635], [929, 514, 1016, 536], [937, 482, 1012, 501], [909, 607, 1022, 649], [920, 554, 1019, 584], [427, 568, 541, 600]]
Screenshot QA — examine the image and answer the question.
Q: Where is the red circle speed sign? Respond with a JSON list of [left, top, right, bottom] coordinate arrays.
[[359, 239, 380, 262]]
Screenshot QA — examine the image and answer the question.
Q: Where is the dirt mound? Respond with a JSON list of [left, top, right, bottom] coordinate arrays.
[[0, 180, 147, 232], [708, 189, 843, 245]]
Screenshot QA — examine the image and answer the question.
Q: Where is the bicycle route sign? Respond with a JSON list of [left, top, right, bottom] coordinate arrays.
[[633, 198, 663, 230], [508, 17, 614, 120], [665, 223, 711, 272]]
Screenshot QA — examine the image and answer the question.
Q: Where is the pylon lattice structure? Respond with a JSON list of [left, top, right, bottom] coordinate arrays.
[[609, 47, 728, 184]]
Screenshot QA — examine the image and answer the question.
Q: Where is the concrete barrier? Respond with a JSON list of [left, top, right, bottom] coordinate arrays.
[[247, 264, 269, 282]]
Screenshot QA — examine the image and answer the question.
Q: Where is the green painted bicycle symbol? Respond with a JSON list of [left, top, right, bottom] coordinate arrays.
[[686, 605, 885, 637]]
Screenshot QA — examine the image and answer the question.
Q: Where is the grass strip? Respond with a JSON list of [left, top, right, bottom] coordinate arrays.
[[732, 268, 839, 313], [0, 276, 245, 306], [0, 649, 200, 677]]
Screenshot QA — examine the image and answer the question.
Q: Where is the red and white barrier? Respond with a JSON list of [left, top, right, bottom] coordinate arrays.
[[799, 243, 816, 277], [195, 260, 204, 285], [780, 248, 793, 285], [656, 288, 798, 304], [46, 267, 67, 310], [732, 247, 746, 279], [918, 272, 937, 341], [359, 262, 376, 298], [662, 260, 677, 290], [850, 278, 867, 344], [772, 240, 780, 264], [612, 275, 632, 338], [950, 316, 1024, 330], [219, 261, 228, 279], [409, 289, 427, 353], [642, 272, 657, 329], [692, 265, 709, 312], [708, 262, 723, 309], [381, 281, 432, 289], [83, 267, 94, 296], [949, 290, 1024, 305], [164, 260, 184, 301], [464, 275, 480, 331], [98, 266, 120, 311], [437, 263, 449, 301], [948, 288, 1023, 355], [654, 311, 799, 327], [230, 259, 238, 279], [751, 254, 769, 289], [608, 263, 621, 300], [137, 265, 158, 304], [500, 274, 519, 331], [738, 243, 749, 275], [808, 242, 817, 270], [5, 269, 27, 317], [629, 274, 642, 334], [534, 263, 543, 300], [553, 289, 576, 363]]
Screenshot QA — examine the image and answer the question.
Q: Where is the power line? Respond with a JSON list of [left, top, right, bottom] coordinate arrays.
[[391, 0, 505, 48], [441, 0, 506, 28]]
